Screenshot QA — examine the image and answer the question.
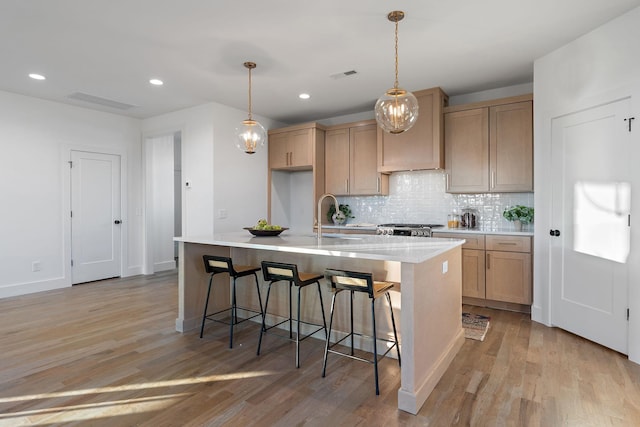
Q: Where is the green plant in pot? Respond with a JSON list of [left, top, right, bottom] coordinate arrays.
[[503, 205, 534, 231], [327, 204, 354, 225]]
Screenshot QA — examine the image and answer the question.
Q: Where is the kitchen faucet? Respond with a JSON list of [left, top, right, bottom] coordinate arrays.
[[317, 193, 339, 239]]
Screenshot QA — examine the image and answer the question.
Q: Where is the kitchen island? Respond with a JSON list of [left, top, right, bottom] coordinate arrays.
[[175, 232, 464, 415]]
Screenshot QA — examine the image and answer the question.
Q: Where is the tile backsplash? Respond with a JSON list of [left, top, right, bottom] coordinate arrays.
[[338, 170, 534, 230]]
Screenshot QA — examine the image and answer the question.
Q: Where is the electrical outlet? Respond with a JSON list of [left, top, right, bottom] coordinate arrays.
[[218, 209, 228, 219], [32, 261, 41, 272], [442, 260, 448, 274]]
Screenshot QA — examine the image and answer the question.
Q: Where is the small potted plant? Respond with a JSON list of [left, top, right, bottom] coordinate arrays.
[[327, 204, 354, 225], [503, 205, 534, 231]]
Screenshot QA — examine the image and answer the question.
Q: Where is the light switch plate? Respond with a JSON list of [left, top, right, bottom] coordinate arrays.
[[442, 260, 448, 274]]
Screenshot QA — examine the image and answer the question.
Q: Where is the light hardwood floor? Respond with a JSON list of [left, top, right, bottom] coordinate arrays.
[[1, 271, 639, 426]]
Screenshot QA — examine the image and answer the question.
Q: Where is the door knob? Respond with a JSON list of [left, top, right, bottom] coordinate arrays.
[[549, 229, 560, 236], [114, 220, 122, 224]]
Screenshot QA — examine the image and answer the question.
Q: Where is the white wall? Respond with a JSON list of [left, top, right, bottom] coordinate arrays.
[[0, 90, 142, 298], [533, 6, 640, 362], [141, 101, 284, 246]]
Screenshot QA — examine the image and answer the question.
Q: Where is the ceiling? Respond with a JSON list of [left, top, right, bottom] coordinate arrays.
[[2, 1, 640, 124]]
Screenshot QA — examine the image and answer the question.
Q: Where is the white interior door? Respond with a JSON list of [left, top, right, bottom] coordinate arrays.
[[550, 98, 631, 354], [71, 151, 121, 284]]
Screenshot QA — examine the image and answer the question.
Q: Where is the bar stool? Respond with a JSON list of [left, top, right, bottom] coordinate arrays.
[[322, 269, 401, 395], [200, 255, 264, 348], [257, 261, 328, 368]]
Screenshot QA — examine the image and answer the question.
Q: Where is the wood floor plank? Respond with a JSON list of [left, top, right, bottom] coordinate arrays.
[[1, 271, 639, 426]]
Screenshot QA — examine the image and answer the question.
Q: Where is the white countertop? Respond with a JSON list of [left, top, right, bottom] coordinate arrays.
[[176, 232, 464, 264], [432, 227, 534, 237]]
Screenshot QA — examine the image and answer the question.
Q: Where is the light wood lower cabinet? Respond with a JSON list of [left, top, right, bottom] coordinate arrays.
[[485, 235, 532, 305], [433, 232, 532, 310], [462, 249, 486, 299]]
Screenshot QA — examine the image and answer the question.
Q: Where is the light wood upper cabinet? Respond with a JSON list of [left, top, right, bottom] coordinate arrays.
[[489, 101, 533, 192], [444, 108, 489, 193], [325, 121, 388, 196], [377, 87, 448, 172], [444, 95, 533, 193], [268, 127, 314, 170], [325, 128, 350, 194]]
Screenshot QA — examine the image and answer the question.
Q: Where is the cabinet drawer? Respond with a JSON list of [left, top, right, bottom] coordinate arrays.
[[485, 235, 531, 252], [433, 232, 485, 250]]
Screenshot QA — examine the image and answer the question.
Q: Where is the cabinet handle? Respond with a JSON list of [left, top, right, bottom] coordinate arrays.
[[490, 170, 495, 189], [445, 173, 450, 190], [486, 253, 490, 269], [377, 177, 380, 193], [498, 242, 517, 246], [345, 179, 349, 193]]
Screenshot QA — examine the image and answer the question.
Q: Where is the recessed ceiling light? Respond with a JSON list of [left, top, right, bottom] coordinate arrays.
[[149, 79, 163, 86], [29, 73, 46, 80], [299, 93, 311, 100]]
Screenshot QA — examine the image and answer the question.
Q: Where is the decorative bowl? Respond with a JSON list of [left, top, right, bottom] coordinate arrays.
[[243, 227, 288, 237]]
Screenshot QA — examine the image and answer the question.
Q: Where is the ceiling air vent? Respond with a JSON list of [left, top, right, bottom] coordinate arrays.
[[329, 70, 358, 80], [67, 92, 137, 110]]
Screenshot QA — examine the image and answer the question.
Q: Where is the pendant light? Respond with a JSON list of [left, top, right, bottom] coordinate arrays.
[[235, 61, 267, 154], [374, 11, 419, 134]]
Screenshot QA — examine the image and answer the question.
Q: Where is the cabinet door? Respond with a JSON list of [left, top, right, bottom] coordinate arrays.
[[269, 132, 290, 169], [486, 250, 532, 304], [349, 124, 381, 195], [444, 108, 489, 193], [289, 128, 313, 168], [325, 128, 350, 195], [490, 101, 533, 192], [378, 87, 446, 172], [462, 249, 486, 299]]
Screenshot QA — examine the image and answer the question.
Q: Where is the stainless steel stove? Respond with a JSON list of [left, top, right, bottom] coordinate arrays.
[[376, 223, 444, 237]]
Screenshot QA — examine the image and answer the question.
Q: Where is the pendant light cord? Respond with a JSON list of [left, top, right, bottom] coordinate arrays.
[[247, 66, 253, 121], [394, 18, 399, 90]]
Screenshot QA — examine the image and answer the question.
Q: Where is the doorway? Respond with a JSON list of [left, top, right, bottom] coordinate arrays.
[[550, 97, 631, 354], [70, 150, 122, 284], [145, 132, 182, 273]]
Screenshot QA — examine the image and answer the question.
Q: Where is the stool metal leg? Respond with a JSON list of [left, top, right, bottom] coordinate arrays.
[[316, 281, 328, 339], [289, 281, 293, 339], [386, 292, 401, 366], [296, 285, 302, 368], [257, 281, 274, 356], [253, 272, 265, 328], [322, 291, 338, 378], [350, 290, 355, 355], [371, 297, 380, 395], [200, 274, 215, 339], [229, 277, 237, 348]]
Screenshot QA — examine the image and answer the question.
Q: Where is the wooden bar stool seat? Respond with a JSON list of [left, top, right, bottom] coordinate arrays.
[[257, 261, 328, 368], [200, 255, 264, 348], [322, 269, 401, 395]]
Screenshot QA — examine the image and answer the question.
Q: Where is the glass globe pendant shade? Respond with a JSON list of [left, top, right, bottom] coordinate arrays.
[[235, 118, 267, 154], [374, 88, 419, 134]]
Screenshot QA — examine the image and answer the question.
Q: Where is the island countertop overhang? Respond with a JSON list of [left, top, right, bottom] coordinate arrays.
[[175, 232, 465, 264]]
